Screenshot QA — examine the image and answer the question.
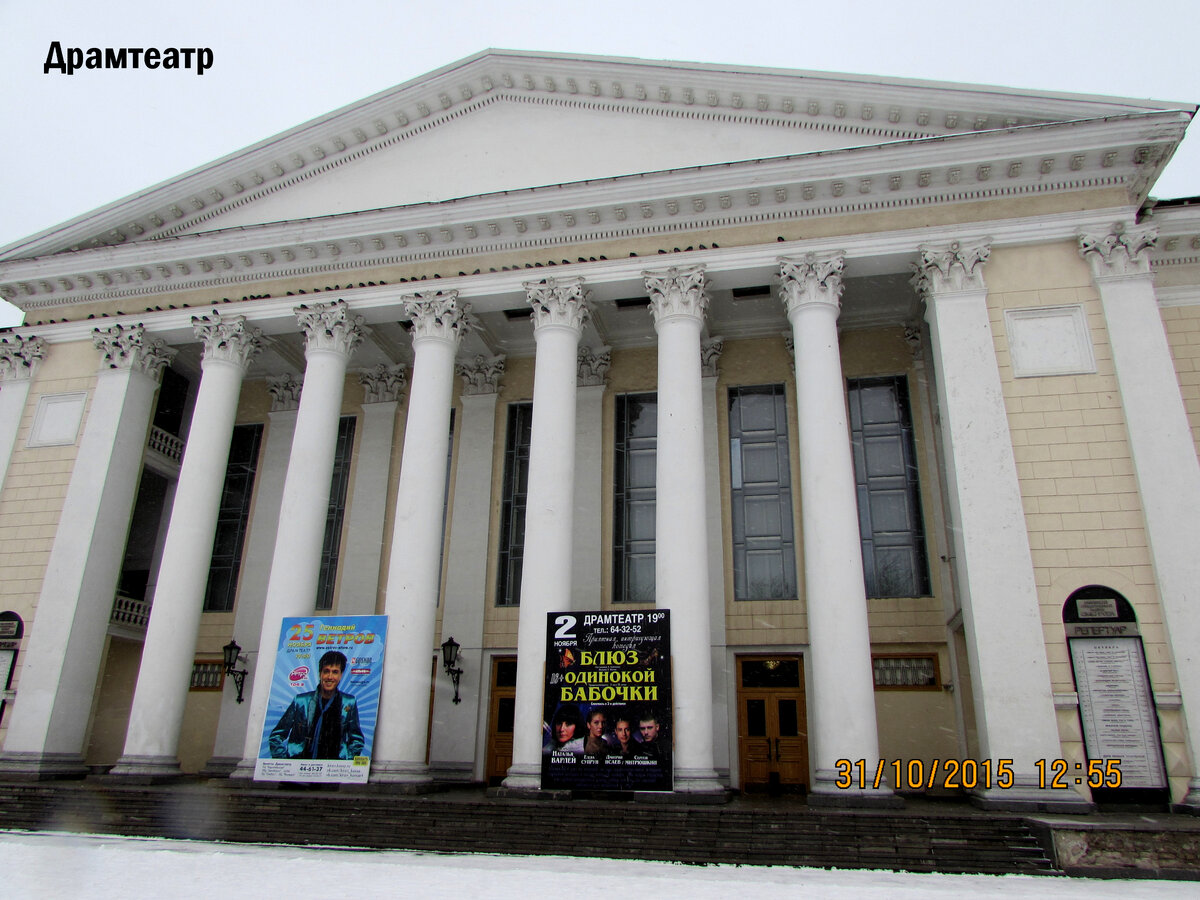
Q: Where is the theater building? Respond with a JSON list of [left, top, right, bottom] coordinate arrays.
[[1, 51, 1198, 810]]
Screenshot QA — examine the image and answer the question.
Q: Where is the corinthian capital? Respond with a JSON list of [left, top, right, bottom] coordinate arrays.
[[525, 277, 590, 333], [403, 291, 470, 345], [0, 334, 45, 382], [577, 345, 611, 387], [912, 241, 991, 296], [92, 323, 175, 379], [644, 265, 708, 324], [1079, 223, 1157, 278], [456, 354, 505, 395], [193, 311, 264, 371], [778, 253, 845, 316], [295, 299, 365, 357], [268, 373, 303, 411], [359, 363, 407, 404]]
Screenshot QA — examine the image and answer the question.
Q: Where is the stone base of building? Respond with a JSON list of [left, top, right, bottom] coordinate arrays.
[[1170, 779, 1200, 815], [105, 754, 184, 783], [970, 785, 1095, 813], [0, 751, 88, 780], [199, 756, 241, 778], [367, 760, 441, 793], [807, 786, 905, 809]]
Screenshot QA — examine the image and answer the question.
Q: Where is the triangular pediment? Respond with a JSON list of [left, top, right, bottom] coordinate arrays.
[[187, 98, 873, 233], [3, 49, 1190, 263]]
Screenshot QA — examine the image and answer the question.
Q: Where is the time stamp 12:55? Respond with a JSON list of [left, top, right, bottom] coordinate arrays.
[[834, 758, 1124, 790]]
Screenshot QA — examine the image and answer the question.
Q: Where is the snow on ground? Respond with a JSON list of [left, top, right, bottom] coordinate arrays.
[[3, 830, 1198, 899]]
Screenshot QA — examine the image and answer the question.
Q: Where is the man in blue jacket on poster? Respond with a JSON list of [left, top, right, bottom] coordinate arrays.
[[269, 650, 365, 760]]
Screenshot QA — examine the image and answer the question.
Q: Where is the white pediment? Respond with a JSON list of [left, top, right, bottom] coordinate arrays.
[[192, 99, 864, 232]]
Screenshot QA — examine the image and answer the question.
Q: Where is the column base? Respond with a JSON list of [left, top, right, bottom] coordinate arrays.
[[106, 754, 184, 783], [0, 751, 88, 780], [368, 760, 440, 793], [428, 761, 474, 784], [228, 758, 258, 782], [671, 766, 729, 802], [1170, 778, 1200, 815], [200, 756, 241, 778], [808, 767, 903, 808], [970, 785, 1094, 813]]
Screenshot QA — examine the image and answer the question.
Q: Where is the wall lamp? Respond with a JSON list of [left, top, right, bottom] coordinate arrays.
[[441, 636, 463, 704], [222, 639, 248, 704]]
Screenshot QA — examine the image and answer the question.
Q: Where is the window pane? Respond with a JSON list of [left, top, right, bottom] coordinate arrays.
[[729, 385, 796, 601], [746, 699, 767, 736], [314, 416, 356, 611], [848, 376, 930, 598], [614, 393, 657, 604], [497, 403, 534, 606], [777, 699, 799, 737], [203, 423, 264, 612]]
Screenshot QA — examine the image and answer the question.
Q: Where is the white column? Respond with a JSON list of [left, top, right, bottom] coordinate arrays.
[[573, 345, 610, 611], [503, 277, 589, 791], [373, 292, 468, 785], [645, 265, 722, 795], [337, 364, 406, 616], [701, 337, 731, 780], [234, 301, 363, 775], [1081, 225, 1200, 811], [429, 354, 504, 782], [779, 254, 894, 805], [917, 241, 1088, 811], [111, 313, 263, 778], [205, 376, 300, 774], [0, 325, 172, 777], [0, 335, 44, 489]]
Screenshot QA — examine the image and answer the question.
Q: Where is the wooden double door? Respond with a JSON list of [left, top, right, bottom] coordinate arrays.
[[736, 655, 809, 792]]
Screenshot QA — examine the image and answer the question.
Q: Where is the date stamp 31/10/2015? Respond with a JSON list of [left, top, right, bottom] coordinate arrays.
[[834, 758, 1124, 791]]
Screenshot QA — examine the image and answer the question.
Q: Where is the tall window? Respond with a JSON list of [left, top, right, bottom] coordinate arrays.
[[847, 376, 930, 598], [728, 384, 797, 601], [613, 393, 657, 604], [496, 403, 533, 607], [315, 416, 357, 611], [204, 423, 264, 612]]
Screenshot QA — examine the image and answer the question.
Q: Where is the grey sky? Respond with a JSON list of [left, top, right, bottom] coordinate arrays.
[[1, 0, 1196, 326]]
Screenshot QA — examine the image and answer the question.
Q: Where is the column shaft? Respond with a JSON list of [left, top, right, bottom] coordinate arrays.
[[113, 314, 261, 777], [373, 293, 465, 784], [235, 302, 361, 774], [647, 266, 722, 794], [504, 279, 587, 790]]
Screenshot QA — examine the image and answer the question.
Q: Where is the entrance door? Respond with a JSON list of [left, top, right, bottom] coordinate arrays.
[[736, 655, 808, 792], [484, 656, 517, 786]]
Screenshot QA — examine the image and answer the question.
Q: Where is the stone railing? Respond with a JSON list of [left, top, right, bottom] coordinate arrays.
[[146, 426, 185, 464], [109, 594, 152, 633]]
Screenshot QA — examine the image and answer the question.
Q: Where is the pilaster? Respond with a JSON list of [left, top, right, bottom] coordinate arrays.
[[1081, 224, 1200, 811], [573, 345, 610, 611], [0, 325, 172, 777], [0, 335, 44, 490], [917, 241, 1088, 811]]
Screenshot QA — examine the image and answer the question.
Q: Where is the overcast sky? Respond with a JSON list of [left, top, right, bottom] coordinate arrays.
[[1, 0, 1197, 327]]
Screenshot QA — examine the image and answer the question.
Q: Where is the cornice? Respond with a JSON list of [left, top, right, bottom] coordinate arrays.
[[2, 50, 1191, 264], [7, 205, 1127, 347], [1148, 202, 1200, 271], [1, 113, 1184, 312]]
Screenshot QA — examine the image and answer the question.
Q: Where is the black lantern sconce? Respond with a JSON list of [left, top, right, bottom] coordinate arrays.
[[223, 639, 248, 704], [441, 636, 463, 704]]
